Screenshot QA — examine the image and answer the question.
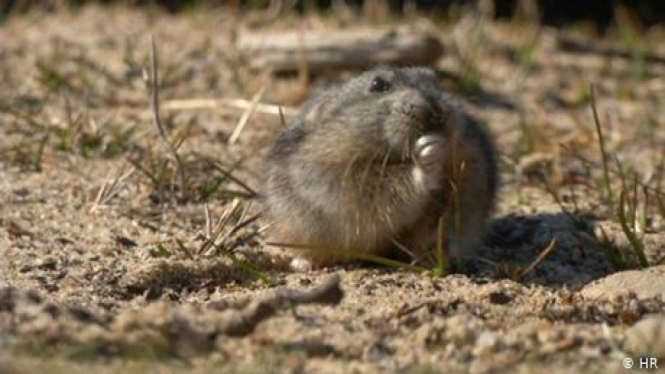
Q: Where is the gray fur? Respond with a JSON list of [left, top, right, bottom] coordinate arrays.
[[262, 67, 498, 270]]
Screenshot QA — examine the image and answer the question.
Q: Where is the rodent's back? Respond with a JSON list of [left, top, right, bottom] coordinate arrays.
[[263, 67, 498, 269]]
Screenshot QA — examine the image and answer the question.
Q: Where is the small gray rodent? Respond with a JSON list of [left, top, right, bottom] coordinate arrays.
[[262, 67, 498, 270]]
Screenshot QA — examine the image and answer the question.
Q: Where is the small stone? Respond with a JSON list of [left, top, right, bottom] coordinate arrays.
[[473, 330, 499, 357], [581, 266, 665, 300], [624, 315, 665, 359], [34, 257, 57, 270], [580, 345, 603, 358], [416, 320, 446, 348], [446, 315, 480, 347], [115, 236, 138, 249]]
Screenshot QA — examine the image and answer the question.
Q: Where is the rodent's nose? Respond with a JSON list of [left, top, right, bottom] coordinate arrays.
[[393, 90, 435, 120], [396, 90, 443, 134]]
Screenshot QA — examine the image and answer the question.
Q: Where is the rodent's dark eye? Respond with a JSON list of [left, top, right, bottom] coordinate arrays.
[[369, 77, 391, 93]]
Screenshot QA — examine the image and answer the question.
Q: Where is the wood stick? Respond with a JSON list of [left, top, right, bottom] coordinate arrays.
[[238, 26, 444, 73], [557, 32, 665, 65]]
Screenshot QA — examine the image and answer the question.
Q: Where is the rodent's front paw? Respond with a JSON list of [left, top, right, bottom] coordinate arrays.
[[414, 135, 446, 190]]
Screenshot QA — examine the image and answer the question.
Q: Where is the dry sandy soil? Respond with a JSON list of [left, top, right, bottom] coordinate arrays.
[[1, 5, 665, 374]]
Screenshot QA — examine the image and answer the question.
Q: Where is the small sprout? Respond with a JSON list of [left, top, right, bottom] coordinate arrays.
[[617, 191, 649, 268], [197, 200, 271, 283], [433, 215, 449, 277], [150, 243, 173, 258], [29, 135, 49, 172]]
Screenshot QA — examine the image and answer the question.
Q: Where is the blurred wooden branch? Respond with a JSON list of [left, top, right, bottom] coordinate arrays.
[[238, 26, 444, 73], [557, 32, 665, 65]]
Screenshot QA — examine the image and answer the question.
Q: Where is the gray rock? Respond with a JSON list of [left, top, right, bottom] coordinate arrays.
[[581, 266, 665, 300]]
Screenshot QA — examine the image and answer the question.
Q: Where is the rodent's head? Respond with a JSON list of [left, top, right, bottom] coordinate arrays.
[[301, 67, 455, 162]]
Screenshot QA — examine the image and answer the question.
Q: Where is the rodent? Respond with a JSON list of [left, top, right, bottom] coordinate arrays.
[[262, 67, 498, 271]]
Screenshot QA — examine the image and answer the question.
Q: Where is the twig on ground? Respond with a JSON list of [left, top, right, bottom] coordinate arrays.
[[557, 32, 665, 65], [219, 273, 343, 336], [519, 238, 557, 280]]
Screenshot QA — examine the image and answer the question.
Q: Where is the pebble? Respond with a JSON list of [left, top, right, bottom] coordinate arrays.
[[473, 330, 499, 357]]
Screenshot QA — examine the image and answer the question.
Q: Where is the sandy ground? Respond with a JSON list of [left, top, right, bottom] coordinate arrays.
[[1, 6, 665, 374]]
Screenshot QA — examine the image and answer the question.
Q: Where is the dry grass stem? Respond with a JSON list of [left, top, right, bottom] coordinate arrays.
[[229, 86, 267, 144], [149, 36, 187, 200], [590, 83, 614, 206], [519, 238, 557, 279], [162, 98, 297, 117], [89, 166, 135, 213]]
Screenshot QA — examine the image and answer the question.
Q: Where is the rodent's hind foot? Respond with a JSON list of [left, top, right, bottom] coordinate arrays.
[[414, 135, 446, 190], [290, 256, 315, 272]]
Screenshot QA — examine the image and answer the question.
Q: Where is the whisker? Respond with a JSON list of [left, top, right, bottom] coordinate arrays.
[[361, 148, 383, 188], [380, 148, 392, 179], [402, 138, 410, 161], [391, 238, 418, 261], [343, 151, 361, 189]]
